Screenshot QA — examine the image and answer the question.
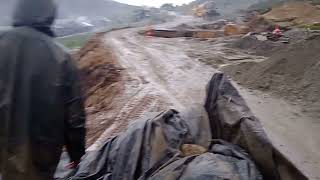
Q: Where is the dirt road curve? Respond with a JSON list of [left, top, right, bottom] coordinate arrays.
[[87, 27, 320, 179]]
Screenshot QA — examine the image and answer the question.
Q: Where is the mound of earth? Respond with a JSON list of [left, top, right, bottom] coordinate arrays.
[[224, 35, 320, 118], [174, 23, 196, 30], [263, 1, 320, 27], [196, 20, 228, 30], [74, 33, 124, 145], [231, 34, 282, 56], [173, 20, 229, 31], [246, 15, 274, 33], [231, 28, 318, 56]]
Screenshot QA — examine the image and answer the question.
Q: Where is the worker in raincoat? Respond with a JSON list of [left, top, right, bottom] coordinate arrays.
[[0, 0, 86, 179]]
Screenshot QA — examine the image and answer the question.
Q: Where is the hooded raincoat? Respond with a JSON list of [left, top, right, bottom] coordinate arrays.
[[0, 0, 86, 179]]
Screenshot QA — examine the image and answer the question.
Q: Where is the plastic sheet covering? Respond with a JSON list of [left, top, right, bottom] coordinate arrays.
[[55, 73, 307, 180]]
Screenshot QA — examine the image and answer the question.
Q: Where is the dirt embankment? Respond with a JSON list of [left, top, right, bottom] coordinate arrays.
[[224, 35, 320, 118], [230, 28, 317, 56], [73, 33, 124, 145], [263, 1, 320, 27], [224, 2, 320, 114]]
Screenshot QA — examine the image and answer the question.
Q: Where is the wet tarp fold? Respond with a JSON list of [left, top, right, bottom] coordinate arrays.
[[205, 73, 307, 180], [55, 73, 307, 180]]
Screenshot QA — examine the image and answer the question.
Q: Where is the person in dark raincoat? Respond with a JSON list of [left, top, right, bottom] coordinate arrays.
[[0, 0, 87, 179]]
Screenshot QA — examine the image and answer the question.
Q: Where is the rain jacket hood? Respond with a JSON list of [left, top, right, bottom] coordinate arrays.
[[12, 0, 57, 36]]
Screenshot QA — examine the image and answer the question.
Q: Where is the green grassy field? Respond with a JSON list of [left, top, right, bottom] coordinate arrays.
[[57, 33, 94, 50]]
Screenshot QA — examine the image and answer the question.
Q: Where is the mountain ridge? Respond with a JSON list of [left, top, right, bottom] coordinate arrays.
[[0, 0, 140, 25]]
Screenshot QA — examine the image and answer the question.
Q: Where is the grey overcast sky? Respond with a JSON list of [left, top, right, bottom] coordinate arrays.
[[113, 0, 194, 7]]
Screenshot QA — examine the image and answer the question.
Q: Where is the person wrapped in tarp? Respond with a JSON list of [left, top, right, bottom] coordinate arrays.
[[0, 0, 86, 179]]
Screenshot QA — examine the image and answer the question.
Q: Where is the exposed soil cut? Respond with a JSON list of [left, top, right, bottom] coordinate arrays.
[[74, 33, 125, 145], [225, 35, 320, 119], [263, 1, 320, 27]]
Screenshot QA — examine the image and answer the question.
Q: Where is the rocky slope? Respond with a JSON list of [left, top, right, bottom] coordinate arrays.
[[262, 1, 320, 27], [73, 33, 125, 145], [225, 34, 320, 118]]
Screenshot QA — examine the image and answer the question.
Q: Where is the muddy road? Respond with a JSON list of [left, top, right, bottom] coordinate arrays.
[[83, 26, 320, 179]]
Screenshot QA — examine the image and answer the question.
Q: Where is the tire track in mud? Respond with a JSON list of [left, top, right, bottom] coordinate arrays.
[[87, 29, 214, 150], [108, 30, 217, 109], [87, 85, 170, 151]]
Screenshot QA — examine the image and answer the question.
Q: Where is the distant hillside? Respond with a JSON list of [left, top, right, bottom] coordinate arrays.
[[177, 0, 262, 16], [262, 1, 320, 27], [0, 0, 141, 26], [57, 0, 140, 21]]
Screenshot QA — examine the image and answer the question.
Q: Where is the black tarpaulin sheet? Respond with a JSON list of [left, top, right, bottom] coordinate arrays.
[[55, 73, 307, 180], [205, 73, 307, 180]]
